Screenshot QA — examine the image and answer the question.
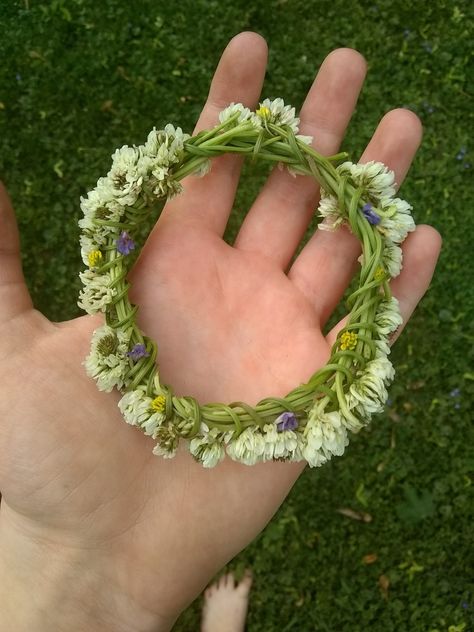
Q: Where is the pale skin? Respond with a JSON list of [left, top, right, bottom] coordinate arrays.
[[0, 32, 441, 631]]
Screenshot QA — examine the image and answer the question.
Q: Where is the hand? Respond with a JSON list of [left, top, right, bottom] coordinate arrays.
[[0, 32, 441, 631]]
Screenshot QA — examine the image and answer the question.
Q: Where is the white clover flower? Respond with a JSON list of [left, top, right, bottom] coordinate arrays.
[[78, 269, 116, 314], [218, 102, 253, 125], [78, 187, 124, 241], [348, 357, 395, 418], [226, 427, 266, 465], [382, 240, 403, 277], [105, 146, 146, 206], [190, 427, 226, 468], [316, 189, 346, 231], [302, 409, 349, 467], [84, 325, 131, 392], [377, 196, 415, 243], [374, 338, 391, 358], [118, 387, 166, 436], [141, 125, 190, 199], [338, 161, 396, 199], [256, 98, 300, 133], [375, 297, 403, 336], [261, 423, 303, 462]]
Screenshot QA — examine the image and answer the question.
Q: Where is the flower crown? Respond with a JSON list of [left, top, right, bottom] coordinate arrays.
[[78, 98, 413, 468]]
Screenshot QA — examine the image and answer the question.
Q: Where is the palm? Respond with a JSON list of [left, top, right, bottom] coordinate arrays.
[[130, 218, 328, 404], [0, 34, 440, 624]]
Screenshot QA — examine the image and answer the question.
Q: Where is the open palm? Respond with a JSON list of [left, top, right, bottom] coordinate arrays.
[[0, 33, 441, 629]]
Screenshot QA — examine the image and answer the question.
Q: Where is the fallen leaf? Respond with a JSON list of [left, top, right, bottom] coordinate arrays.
[[378, 574, 390, 599], [362, 553, 378, 565], [336, 507, 373, 522]]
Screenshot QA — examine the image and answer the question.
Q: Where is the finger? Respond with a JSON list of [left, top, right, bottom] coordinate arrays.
[[326, 224, 442, 347], [160, 32, 268, 234], [0, 182, 33, 321], [289, 108, 423, 326], [234, 48, 367, 266]]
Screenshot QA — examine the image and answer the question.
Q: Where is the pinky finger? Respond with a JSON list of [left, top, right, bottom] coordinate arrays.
[[326, 224, 442, 347]]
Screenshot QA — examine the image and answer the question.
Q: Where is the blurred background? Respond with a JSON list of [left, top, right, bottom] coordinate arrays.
[[0, 1, 473, 629]]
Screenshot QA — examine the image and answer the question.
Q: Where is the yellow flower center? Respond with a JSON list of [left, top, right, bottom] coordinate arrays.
[[150, 395, 166, 413], [340, 331, 358, 351], [88, 250, 103, 268], [256, 105, 271, 119]]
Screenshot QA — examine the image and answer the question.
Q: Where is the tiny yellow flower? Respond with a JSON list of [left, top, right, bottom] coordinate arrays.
[[256, 105, 271, 119], [150, 395, 166, 413], [88, 250, 103, 268], [340, 331, 358, 351], [374, 266, 385, 282]]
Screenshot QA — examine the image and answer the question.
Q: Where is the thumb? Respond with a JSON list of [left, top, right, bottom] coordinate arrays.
[[0, 181, 33, 321]]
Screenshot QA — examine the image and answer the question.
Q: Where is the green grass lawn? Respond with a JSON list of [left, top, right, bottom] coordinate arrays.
[[1, 1, 473, 629]]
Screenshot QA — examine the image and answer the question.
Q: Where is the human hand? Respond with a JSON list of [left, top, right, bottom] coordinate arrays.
[[0, 32, 441, 631]]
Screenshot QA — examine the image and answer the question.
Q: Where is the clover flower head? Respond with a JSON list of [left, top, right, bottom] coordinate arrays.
[[226, 427, 266, 465], [340, 331, 358, 351], [382, 240, 403, 277], [118, 387, 166, 436], [78, 269, 116, 314], [338, 161, 396, 199], [302, 409, 349, 467], [219, 102, 253, 125], [84, 325, 131, 391], [255, 98, 300, 133], [190, 427, 226, 468], [262, 422, 303, 461]]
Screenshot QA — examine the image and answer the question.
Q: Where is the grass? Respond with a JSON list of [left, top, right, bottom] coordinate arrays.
[[1, 0, 473, 629]]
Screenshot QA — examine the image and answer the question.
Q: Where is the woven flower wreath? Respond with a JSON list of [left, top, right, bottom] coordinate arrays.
[[78, 99, 414, 468]]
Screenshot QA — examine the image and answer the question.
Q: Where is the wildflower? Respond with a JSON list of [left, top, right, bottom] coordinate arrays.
[[302, 409, 349, 467], [262, 422, 303, 461], [219, 102, 253, 125], [377, 196, 415, 243], [375, 297, 403, 336], [78, 269, 116, 314], [338, 161, 396, 199], [361, 202, 381, 225], [317, 190, 344, 231], [153, 422, 180, 458], [127, 343, 149, 361], [347, 357, 395, 419], [227, 427, 266, 465], [150, 394, 166, 413], [275, 411, 299, 432], [87, 250, 103, 268], [118, 387, 166, 436], [190, 427, 226, 468], [84, 325, 131, 391], [116, 231, 136, 256], [254, 98, 300, 133], [382, 240, 403, 277], [340, 331, 358, 351]]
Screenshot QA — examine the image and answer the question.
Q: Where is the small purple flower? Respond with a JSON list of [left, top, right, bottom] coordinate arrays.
[[450, 388, 461, 398], [361, 203, 381, 225], [127, 343, 149, 361], [275, 412, 298, 432], [116, 231, 136, 256], [456, 146, 467, 161]]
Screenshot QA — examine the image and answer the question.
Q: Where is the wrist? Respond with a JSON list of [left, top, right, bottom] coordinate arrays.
[[0, 507, 178, 632]]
